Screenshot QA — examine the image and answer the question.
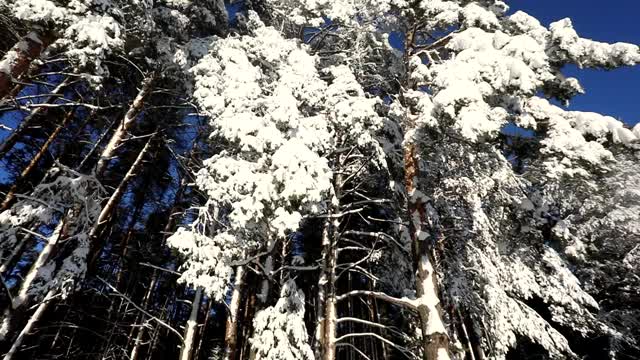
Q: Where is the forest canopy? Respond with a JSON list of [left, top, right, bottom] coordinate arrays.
[[0, 1, 638, 359]]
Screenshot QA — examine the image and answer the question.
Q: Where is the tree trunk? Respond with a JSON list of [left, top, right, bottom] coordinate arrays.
[[130, 179, 186, 359], [224, 266, 245, 360], [94, 75, 155, 178], [0, 78, 70, 159], [12, 218, 66, 309], [179, 287, 203, 360], [258, 243, 273, 304], [76, 115, 117, 171], [0, 218, 66, 342], [1, 110, 74, 211], [129, 271, 159, 360], [0, 31, 55, 100], [194, 297, 212, 360], [88, 134, 155, 265], [0, 233, 32, 275], [319, 171, 341, 360], [403, 143, 451, 360], [2, 289, 55, 360]]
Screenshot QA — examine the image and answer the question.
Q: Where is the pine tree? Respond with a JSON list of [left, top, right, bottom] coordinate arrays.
[[0, 1, 639, 359]]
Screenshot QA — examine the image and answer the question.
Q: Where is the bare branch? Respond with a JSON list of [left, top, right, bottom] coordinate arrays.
[[97, 277, 184, 342], [337, 290, 417, 310]]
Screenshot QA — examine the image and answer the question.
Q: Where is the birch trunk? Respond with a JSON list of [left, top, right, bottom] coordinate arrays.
[[224, 266, 245, 360], [0, 31, 55, 100], [314, 218, 329, 358], [94, 75, 155, 178], [1, 110, 74, 211], [179, 287, 203, 360]]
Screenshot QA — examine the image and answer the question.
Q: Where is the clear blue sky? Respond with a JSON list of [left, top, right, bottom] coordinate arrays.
[[510, 1, 640, 125]]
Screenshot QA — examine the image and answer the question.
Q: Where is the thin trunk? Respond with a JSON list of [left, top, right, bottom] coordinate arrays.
[[0, 30, 55, 100], [0, 233, 32, 275], [148, 297, 170, 358], [223, 266, 245, 360], [179, 287, 203, 360], [320, 171, 341, 360], [238, 285, 256, 360], [76, 116, 117, 171], [0, 78, 70, 158], [323, 229, 339, 360], [49, 302, 71, 351], [129, 271, 159, 360], [0, 218, 66, 342], [258, 244, 273, 304], [315, 218, 330, 358], [115, 193, 146, 289], [457, 309, 477, 360], [194, 297, 212, 360], [12, 216, 66, 309], [373, 298, 389, 359], [94, 75, 155, 178], [2, 289, 55, 360], [134, 184, 186, 358], [88, 135, 155, 265], [404, 143, 450, 360], [115, 229, 134, 288], [1, 110, 74, 211]]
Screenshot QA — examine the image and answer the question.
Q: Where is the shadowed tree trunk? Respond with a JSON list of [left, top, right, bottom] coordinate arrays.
[[1, 110, 74, 211], [2, 289, 55, 360], [88, 134, 157, 265]]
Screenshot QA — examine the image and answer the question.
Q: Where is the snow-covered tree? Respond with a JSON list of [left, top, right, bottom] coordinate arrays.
[[249, 279, 314, 359], [1, 1, 639, 359], [168, 13, 333, 300], [0, 164, 104, 339]]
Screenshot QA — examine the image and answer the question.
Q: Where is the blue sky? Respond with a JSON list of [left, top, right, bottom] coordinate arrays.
[[510, 1, 640, 126]]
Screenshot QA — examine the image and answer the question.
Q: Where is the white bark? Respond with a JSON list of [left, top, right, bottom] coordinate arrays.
[[3, 289, 55, 360], [179, 287, 203, 360], [12, 220, 65, 309], [320, 171, 342, 360]]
